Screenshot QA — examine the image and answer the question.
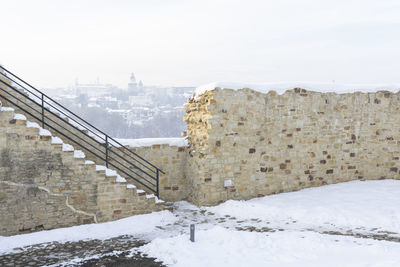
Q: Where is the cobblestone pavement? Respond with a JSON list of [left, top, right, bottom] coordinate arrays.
[[1, 202, 400, 266], [0, 235, 165, 267]]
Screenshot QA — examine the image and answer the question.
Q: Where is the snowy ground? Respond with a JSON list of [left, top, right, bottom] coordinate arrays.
[[1, 180, 400, 266], [140, 227, 400, 267]]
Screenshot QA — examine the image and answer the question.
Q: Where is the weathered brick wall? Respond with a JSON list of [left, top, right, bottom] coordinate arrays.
[[184, 87, 400, 206], [127, 144, 189, 202]]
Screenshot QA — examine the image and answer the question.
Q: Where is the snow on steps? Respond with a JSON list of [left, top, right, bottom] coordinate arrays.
[[94, 165, 163, 203], [1, 108, 165, 206], [12, 107, 163, 203], [25, 121, 52, 136], [0, 106, 14, 112], [13, 113, 26, 120], [2, 101, 167, 200]]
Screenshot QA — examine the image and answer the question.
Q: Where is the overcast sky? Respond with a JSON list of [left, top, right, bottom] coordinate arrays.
[[1, 0, 399, 88]]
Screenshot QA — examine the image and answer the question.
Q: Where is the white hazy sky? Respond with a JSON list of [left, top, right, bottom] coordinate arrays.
[[1, 0, 399, 88]]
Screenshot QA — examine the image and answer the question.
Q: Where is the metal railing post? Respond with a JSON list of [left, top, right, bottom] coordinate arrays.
[[105, 135, 109, 168], [41, 94, 44, 128], [156, 168, 159, 198]]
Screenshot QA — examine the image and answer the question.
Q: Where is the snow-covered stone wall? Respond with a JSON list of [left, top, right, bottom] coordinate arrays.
[[184, 87, 400, 205]]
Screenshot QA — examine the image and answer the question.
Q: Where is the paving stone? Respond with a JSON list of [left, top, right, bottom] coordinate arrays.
[[0, 235, 165, 266]]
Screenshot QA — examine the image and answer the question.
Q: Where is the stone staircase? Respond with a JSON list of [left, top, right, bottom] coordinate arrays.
[[0, 67, 162, 198], [0, 101, 164, 235], [0, 66, 162, 198]]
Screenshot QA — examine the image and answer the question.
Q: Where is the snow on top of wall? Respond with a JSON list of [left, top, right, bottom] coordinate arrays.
[[195, 82, 400, 99], [116, 137, 188, 148]]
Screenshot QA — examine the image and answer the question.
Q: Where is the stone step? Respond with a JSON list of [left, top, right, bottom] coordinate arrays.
[[3, 94, 152, 193], [0, 107, 15, 119]]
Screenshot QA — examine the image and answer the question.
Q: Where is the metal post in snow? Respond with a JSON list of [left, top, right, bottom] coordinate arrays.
[[41, 94, 44, 128], [105, 135, 109, 168], [190, 224, 195, 242], [156, 168, 159, 198]]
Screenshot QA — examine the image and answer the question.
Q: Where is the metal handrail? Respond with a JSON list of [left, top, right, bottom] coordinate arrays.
[[0, 66, 163, 197], [0, 79, 158, 185], [0, 82, 158, 190], [0, 66, 163, 174]]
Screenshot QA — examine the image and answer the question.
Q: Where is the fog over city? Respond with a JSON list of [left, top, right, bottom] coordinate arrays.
[[1, 0, 399, 137], [45, 73, 194, 138], [2, 0, 400, 87]]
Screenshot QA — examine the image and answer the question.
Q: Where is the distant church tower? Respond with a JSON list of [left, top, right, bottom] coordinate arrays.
[[128, 73, 138, 95], [138, 80, 144, 94]]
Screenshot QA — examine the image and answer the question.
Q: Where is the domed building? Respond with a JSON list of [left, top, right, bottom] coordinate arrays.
[[128, 73, 145, 95], [128, 73, 138, 95]]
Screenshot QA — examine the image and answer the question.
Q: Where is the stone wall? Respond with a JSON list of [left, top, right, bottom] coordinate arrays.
[[184, 87, 400, 206], [4, 78, 400, 235], [0, 110, 94, 235], [0, 108, 163, 236], [126, 144, 189, 202]]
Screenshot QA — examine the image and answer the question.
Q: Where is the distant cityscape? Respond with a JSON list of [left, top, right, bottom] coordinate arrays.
[[43, 73, 195, 138]]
